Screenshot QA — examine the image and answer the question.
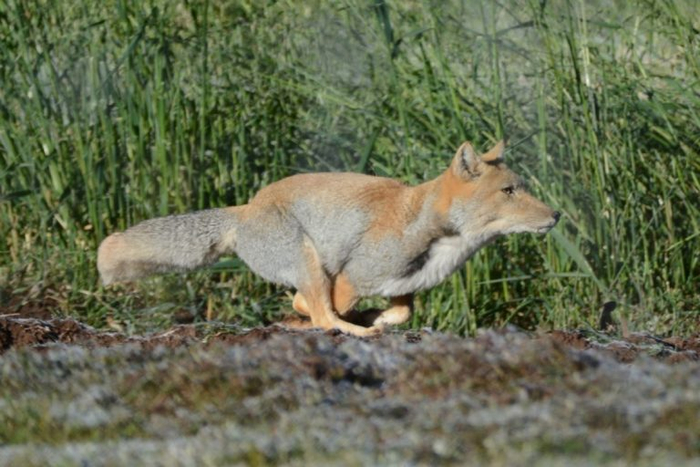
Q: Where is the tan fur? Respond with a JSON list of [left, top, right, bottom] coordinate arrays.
[[292, 274, 359, 317], [96, 234, 126, 285], [331, 273, 359, 315], [98, 141, 560, 336], [292, 292, 310, 316], [373, 295, 413, 326]]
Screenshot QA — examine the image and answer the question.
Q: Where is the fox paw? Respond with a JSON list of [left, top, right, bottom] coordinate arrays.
[[328, 318, 385, 337]]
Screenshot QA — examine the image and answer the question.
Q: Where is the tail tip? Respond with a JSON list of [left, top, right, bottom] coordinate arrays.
[[97, 233, 123, 286]]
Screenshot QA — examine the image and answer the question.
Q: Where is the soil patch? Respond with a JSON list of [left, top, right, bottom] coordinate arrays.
[[0, 293, 57, 320], [1, 316, 698, 364]]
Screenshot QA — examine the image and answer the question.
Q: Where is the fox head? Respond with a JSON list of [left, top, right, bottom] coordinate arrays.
[[437, 141, 560, 237]]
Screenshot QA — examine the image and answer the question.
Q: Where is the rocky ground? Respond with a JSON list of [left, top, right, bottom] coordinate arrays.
[[1, 314, 699, 466]]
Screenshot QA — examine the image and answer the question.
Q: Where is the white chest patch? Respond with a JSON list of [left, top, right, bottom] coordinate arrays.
[[376, 233, 490, 297]]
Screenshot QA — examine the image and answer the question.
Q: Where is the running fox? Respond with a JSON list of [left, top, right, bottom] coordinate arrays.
[[98, 141, 560, 336]]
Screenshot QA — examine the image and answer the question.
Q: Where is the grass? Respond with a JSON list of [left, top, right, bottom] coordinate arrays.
[[0, 0, 698, 335]]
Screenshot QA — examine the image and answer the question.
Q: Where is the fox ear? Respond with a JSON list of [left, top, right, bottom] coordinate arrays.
[[452, 141, 480, 179], [482, 140, 505, 163]]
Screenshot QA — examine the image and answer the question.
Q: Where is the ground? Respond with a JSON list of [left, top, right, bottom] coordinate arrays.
[[1, 312, 700, 466]]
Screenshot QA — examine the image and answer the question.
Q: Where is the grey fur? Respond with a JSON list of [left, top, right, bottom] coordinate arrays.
[[98, 208, 239, 285], [98, 169, 557, 302]]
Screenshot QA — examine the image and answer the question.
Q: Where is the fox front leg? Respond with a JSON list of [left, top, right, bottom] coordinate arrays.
[[372, 295, 413, 326], [342, 294, 414, 328]]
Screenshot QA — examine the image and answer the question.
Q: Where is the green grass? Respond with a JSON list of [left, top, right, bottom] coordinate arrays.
[[1, 0, 698, 334]]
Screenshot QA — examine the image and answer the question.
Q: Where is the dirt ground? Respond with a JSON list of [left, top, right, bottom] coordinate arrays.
[[1, 312, 700, 466], [2, 314, 699, 363]]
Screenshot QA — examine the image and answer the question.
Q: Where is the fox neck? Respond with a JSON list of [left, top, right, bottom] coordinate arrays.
[[375, 211, 494, 297], [408, 175, 479, 239], [376, 175, 499, 296], [406, 176, 496, 253]]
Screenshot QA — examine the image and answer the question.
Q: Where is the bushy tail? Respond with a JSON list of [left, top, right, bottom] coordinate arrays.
[[97, 207, 241, 285]]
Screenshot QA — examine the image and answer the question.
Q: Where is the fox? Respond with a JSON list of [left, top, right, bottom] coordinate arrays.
[[98, 141, 560, 337]]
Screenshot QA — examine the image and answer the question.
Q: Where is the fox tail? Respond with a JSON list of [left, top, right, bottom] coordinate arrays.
[[97, 207, 240, 285]]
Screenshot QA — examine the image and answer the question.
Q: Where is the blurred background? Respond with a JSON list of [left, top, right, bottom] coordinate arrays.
[[1, 0, 698, 334]]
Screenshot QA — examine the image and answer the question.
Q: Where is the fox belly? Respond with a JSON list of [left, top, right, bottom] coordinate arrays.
[[233, 216, 306, 288], [233, 200, 370, 289]]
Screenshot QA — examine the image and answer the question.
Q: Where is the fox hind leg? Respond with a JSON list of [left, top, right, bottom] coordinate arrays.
[[293, 273, 360, 318], [296, 236, 383, 337], [292, 292, 310, 316]]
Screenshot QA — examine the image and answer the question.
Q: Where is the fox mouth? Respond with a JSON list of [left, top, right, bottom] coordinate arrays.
[[536, 224, 556, 234], [535, 214, 561, 234]]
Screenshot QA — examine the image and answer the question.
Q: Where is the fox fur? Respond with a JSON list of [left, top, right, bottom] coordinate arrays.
[[98, 141, 560, 336]]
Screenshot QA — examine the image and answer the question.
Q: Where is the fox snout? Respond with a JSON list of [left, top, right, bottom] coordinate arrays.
[[490, 190, 561, 236], [538, 210, 561, 234], [552, 210, 561, 226]]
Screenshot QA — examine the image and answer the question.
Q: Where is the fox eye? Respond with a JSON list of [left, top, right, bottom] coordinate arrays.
[[502, 186, 515, 195]]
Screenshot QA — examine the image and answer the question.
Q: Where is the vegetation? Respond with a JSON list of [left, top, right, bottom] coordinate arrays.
[[1, 0, 698, 334]]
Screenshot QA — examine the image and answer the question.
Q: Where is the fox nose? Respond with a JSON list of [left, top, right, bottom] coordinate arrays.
[[552, 211, 561, 223]]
